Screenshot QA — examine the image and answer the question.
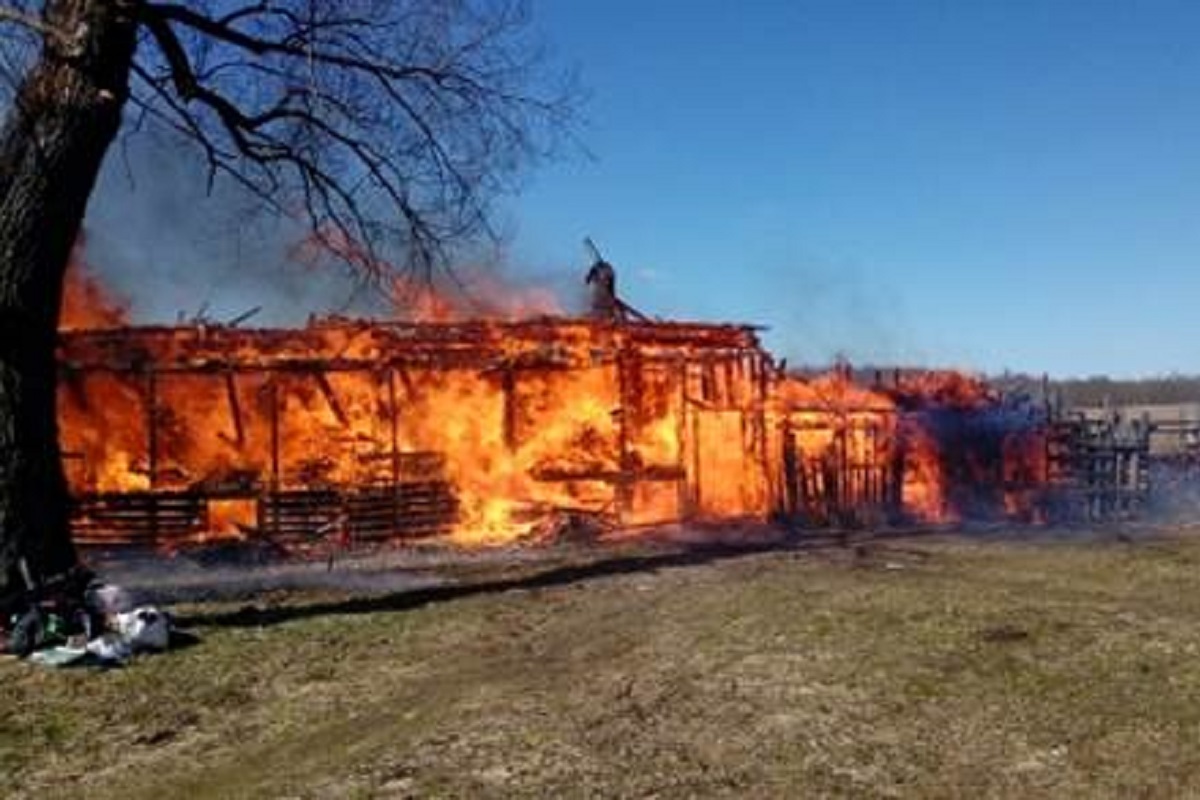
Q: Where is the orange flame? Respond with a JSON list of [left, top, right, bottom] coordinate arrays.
[[290, 228, 563, 323], [59, 235, 129, 330], [57, 240, 1055, 549]]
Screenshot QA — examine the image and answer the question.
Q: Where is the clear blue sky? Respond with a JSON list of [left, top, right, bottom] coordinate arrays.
[[503, 0, 1200, 377]]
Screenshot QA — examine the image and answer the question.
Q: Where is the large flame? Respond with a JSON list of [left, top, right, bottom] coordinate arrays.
[[60, 235, 129, 330], [290, 228, 563, 323], [57, 243, 1056, 549], [773, 367, 1049, 526]]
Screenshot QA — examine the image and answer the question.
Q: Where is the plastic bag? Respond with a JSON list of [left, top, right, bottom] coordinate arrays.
[[114, 607, 171, 652], [86, 632, 133, 665]]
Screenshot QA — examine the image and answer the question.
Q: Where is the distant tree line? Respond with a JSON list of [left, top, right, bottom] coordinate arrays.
[[793, 363, 1200, 408], [1044, 375, 1200, 408]]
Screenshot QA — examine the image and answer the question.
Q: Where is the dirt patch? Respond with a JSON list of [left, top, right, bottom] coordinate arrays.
[[979, 623, 1032, 643]]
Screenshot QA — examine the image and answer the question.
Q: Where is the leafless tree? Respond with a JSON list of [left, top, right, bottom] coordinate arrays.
[[0, 0, 576, 599]]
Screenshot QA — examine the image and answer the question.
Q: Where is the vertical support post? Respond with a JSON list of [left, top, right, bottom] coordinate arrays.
[[676, 360, 689, 519], [868, 422, 878, 512], [268, 378, 280, 489], [782, 418, 798, 518], [502, 366, 517, 451], [145, 367, 158, 490], [753, 353, 770, 517], [268, 377, 281, 538], [388, 369, 400, 487], [890, 413, 905, 522], [1044, 420, 1052, 489], [224, 371, 245, 447], [691, 401, 702, 514], [836, 421, 847, 525], [388, 368, 400, 536], [739, 405, 749, 514], [145, 367, 159, 543], [615, 350, 631, 523]]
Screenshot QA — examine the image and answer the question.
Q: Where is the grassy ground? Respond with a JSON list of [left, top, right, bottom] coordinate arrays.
[[6, 530, 1200, 798]]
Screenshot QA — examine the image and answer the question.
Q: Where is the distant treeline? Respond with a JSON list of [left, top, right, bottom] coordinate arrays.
[[799, 363, 1200, 407], [1043, 375, 1200, 407], [966, 372, 1200, 407]]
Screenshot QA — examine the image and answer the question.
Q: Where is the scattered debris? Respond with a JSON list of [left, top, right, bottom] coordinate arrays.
[[525, 510, 614, 545], [2, 562, 181, 668]]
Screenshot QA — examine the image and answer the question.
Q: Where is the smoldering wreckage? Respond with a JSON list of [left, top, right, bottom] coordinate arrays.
[[4, 247, 1198, 667]]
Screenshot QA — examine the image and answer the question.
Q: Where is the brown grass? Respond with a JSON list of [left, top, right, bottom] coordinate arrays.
[[6, 531, 1200, 798]]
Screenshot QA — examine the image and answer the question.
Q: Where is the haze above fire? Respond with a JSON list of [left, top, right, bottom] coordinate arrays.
[[81, 132, 586, 328], [83, 137, 918, 372]]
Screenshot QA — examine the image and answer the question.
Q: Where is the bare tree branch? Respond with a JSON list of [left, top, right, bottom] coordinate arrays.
[[0, 5, 68, 46], [0, 2, 48, 97], [4, 0, 577, 286], [111, 0, 577, 283]]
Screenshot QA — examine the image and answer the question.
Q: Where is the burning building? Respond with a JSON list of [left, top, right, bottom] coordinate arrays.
[[59, 316, 778, 548], [773, 367, 1054, 528], [57, 255, 1148, 552]]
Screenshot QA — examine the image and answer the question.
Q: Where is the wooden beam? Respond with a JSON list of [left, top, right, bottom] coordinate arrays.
[[224, 371, 245, 447]]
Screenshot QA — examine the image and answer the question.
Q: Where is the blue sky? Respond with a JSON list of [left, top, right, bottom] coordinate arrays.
[[500, 0, 1200, 377], [82, 0, 1200, 378]]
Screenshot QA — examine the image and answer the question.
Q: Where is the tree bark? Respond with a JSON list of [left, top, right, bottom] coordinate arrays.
[[0, 0, 139, 598]]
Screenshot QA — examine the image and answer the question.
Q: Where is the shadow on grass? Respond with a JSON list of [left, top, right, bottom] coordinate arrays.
[[176, 527, 931, 631]]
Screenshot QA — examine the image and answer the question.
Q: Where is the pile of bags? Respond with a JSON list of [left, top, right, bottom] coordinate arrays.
[[2, 569, 173, 668]]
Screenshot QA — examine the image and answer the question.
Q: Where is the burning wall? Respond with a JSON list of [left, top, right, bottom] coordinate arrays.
[[58, 318, 773, 547], [773, 368, 1052, 527]]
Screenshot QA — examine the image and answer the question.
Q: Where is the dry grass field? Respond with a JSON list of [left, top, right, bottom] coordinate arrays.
[[6, 528, 1200, 798]]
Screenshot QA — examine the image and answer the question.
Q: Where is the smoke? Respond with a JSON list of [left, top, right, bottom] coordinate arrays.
[[83, 129, 341, 324], [89, 548, 448, 606], [290, 230, 583, 322], [60, 234, 131, 329], [83, 129, 580, 326], [762, 254, 928, 369]]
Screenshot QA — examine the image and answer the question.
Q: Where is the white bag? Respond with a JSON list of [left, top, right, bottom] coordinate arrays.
[[114, 607, 171, 652], [86, 633, 133, 665]]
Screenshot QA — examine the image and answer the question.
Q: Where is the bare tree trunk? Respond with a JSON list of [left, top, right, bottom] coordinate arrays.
[[0, 0, 138, 598]]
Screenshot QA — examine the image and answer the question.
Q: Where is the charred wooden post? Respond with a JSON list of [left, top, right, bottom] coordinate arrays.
[[887, 417, 905, 522], [224, 371, 244, 447], [751, 353, 770, 515], [267, 378, 281, 538], [267, 379, 281, 490], [387, 368, 401, 534], [61, 367, 89, 412], [675, 360, 690, 518], [387, 369, 400, 488], [1043, 408, 1154, 522], [315, 373, 348, 428], [781, 419, 798, 518], [690, 393, 703, 513], [501, 367, 517, 451], [145, 367, 159, 544], [145, 367, 158, 491], [615, 348, 632, 522]]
